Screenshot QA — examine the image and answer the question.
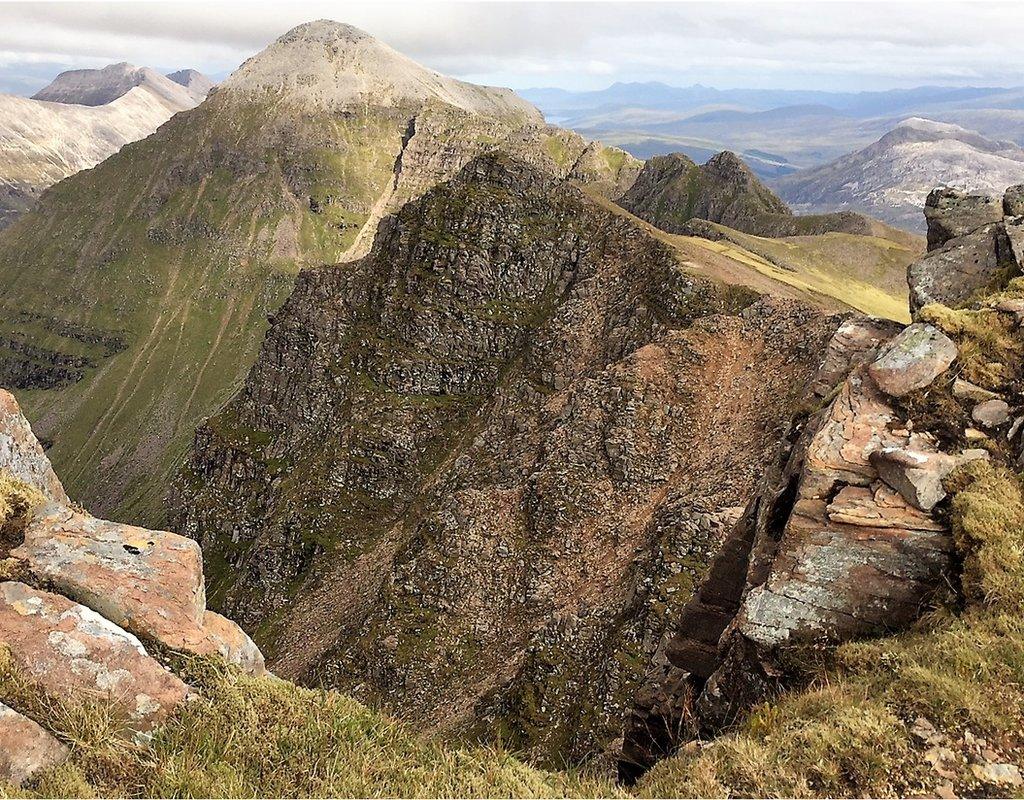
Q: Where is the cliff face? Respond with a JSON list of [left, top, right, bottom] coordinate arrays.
[[0, 21, 637, 526], [172, 152, 841, 763]]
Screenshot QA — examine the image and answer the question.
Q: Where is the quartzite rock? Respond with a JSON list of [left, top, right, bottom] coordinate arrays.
[[869, 447, 987, 511], [953, 378, 998, 403], [0, 389, 68, 504], [924, 187, 1002, 251], [867, 323, 957, 397], [0, 582, 188, 731], [12, 505, 264, 675], [0, 702, 69, 787]]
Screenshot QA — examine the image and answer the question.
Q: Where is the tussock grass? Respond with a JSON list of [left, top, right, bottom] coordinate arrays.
[[1, 653, 620, 798], [637, 461, 1024, 798], [919, 300, 1023, 388]]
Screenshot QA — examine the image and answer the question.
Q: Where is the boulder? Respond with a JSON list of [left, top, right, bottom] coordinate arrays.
[[0, 389, 68, 504], [867, 323, 957, 397], [0, 581, 189, 731], [972, 398, 1011, 428], [908, 223, 1009, 314], [923, 187, 1002, 251], [869, 447, 987, 511], [0, 702, 69, 787], [1004, 184, 1024, 217], [12, 508, 264, 675]]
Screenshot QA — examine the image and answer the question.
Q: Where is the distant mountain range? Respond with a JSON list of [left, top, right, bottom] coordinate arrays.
[[0, 63, 213, 227], [523, 81, 1024, 180]]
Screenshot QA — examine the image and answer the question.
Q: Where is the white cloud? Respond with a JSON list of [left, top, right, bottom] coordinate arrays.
[[0, 1, 1023, 95]]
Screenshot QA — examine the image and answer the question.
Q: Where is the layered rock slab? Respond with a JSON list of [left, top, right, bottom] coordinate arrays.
[[0, 582, 188, 731], [0, 389, 68, 505], [11, 506, 264, 675]]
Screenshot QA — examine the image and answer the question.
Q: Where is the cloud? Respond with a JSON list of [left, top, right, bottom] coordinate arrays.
[[1, 1, 1023, 95]]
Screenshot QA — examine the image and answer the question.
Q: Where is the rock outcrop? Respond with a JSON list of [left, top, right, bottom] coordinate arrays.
[[0, 701, 68, 787], [618, 150, 899, 239], [622, 186, 1024, 778], [0, 387, 264, 780], [907, 185, 1024, 313], [173, 152, 843, 764]]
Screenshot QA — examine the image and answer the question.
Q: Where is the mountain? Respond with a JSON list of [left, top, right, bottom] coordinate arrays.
[[171, 151, 844, 762], [165, 68, 216, 102], [618, 151, 791, 235], [616, 150, 914, 241], [31, 62, 200, 107], [0, 21, 638, 525], [0, 63, 212, 228], [526, 81, 1024, 181], [775, 117, 1024, 230]]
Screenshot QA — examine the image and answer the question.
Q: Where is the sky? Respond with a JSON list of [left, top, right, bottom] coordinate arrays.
[[2, 0, 1024, 96]]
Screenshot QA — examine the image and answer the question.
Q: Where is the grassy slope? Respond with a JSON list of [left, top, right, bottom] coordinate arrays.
[[0, 652, 621, 799], [588, 190, 921, 322], [0, 96, 408, 525]]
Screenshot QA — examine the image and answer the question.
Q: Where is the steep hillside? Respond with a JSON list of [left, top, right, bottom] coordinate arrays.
[[776, 118, 1024, 231], [31, 62, 200, 108], [0, 66, 210, 228], [587, 191, 920, 322], [172, 152, 842, 764], [617, 150, 908, 241], [0, 21, 637, 525]]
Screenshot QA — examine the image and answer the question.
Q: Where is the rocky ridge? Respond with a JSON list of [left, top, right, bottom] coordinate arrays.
[[0, 63, 212, 228], [172, 151, 848, 764], [618, 150, 905, 240], [0, 20, 639, 526], [0, 387, 264, 786], [620, 181, 1024, 780]]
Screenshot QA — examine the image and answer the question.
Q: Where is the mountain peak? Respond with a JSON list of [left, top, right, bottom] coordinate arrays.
[[278, 19, 373, 45], [32, 62, 196, 107], [222, 18, 541, 121]]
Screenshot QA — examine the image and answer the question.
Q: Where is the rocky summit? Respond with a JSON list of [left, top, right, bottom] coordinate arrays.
[[617, 150, 902, 239], [0, 21, 637, 526]]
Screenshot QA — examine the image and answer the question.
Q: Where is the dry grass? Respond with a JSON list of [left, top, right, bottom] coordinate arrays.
[[0, 651, 621, 799]]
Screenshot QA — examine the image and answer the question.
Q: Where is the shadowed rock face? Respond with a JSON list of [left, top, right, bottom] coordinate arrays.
[[908, 185, 1024, 314], [172, 153, 842, 763]]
